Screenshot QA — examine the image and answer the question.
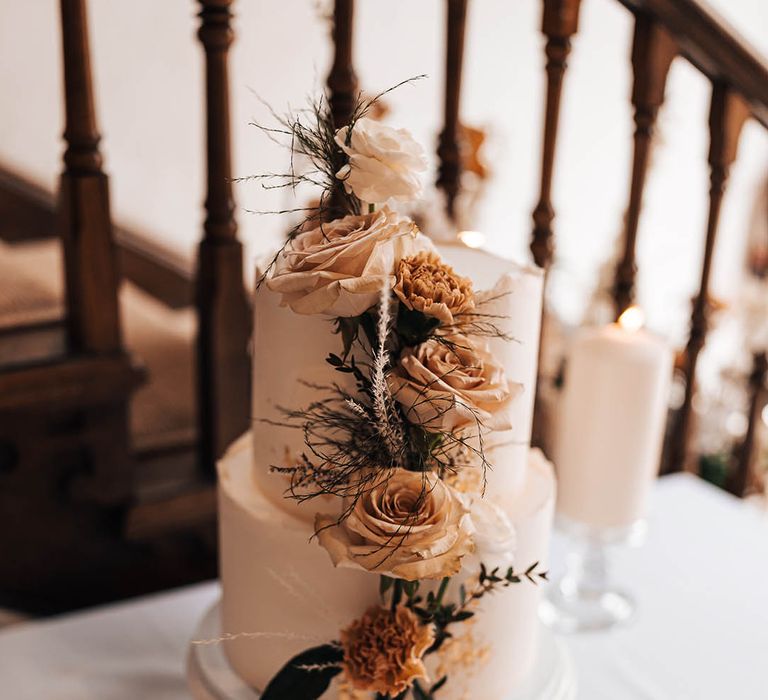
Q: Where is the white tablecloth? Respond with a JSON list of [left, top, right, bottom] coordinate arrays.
[[1, 473, 767, 699]]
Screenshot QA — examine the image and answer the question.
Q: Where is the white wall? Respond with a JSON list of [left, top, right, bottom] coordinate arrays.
[[1, 0, 767, 337]]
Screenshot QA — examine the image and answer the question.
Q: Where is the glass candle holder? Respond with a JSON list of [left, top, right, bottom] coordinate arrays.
[[540, 515, 646, 633]]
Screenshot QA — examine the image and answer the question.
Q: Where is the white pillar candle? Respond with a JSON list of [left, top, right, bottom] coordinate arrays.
[[555, 307, 673, 529]]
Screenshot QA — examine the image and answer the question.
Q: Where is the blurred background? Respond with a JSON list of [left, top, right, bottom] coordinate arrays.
[[1, 0, 767, 619]]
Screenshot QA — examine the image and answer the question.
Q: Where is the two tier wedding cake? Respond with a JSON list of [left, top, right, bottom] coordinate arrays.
[[216, 89, 556, 700]]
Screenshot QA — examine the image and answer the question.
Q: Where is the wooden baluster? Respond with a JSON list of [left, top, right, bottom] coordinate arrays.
[[612, 15, 677, 317], [436, 0, 468, 221], [196, 0, 251, 477], [728, 351, 767, 496], [530, 0, 581, 450], [662, 84, 751, 474], [326, 0, 358, 219], [59, 0, 122, 353], [327, 0, 358, 130], [530, 0, 582, 269]]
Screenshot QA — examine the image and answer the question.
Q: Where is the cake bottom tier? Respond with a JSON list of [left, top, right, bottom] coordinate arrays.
[[218, 434, 555, 699]]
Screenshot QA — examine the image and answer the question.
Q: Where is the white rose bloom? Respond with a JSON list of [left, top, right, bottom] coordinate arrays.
[[463, 494, 517, 571], [335, 118, 427, 205]]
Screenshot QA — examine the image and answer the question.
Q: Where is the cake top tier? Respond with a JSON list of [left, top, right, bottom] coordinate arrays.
[[250, 241, 543, 522]]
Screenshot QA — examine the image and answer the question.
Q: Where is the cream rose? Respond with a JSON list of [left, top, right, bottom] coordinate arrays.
[[463, 494, 517, 571], [315, 469, 474, 580], [335, 118, 427, 204], [388, 334, 521, 434], [267, 206, 429, 317]]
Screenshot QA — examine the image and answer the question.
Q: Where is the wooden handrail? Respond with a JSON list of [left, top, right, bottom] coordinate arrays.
[[618, 0, 768, 128]]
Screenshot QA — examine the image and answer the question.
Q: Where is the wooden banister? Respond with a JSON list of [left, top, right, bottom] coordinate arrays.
[[196, 0, 251, 477], [662, 83, 751, 474], [612, 15, 677, 317], [436, 0, 468, 222], [530, 0, 582, 270], [58, 0, 122, 354], [618, 0, 768, 129]]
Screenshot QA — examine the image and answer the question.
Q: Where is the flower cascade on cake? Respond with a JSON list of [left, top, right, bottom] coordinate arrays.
[[251, 82, 547, 700]]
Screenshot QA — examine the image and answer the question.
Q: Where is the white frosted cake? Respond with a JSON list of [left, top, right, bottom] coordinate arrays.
[[215, 104, 556, 700]]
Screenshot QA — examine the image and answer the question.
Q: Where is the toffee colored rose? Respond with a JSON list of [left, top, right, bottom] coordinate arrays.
[[341, 604, 435, 696], [388, 334, 521, 434], [315, 469, 474, 580], [393, 250, 475, 324], [267, 206, 428, 317], [335, 118, 427, 204]]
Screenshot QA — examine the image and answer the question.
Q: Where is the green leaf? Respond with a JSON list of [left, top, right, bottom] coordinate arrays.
[[335, 316, 360, 358], [412, 679, 432, 700], [430, 675, 449, 693], [396, 305, 441, 346], [525, 561, 540, 575], [261, 644, 343, 700], [451, 610, 475, 623], [403, 580, 420, 599], [326, 353, 344, 367], [380, 575, 394, 597]]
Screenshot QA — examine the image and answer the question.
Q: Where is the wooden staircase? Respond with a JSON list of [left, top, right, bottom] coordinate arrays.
[[2, 0, 767, 613]]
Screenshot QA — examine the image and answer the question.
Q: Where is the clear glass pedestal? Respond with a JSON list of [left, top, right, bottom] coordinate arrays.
[[540, 516, 647, 634]]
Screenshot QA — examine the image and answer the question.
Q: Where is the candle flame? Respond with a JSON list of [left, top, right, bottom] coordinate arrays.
[[458, 230, 486, 249], [618, 305, 644, 332]]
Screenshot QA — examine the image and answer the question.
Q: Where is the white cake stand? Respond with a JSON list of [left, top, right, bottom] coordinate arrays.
[[187, 601, 577, 700]]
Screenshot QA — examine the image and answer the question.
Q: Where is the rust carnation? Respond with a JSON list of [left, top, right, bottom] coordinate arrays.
[[341, 604, 435, 696], [394, 251, 475, 324]]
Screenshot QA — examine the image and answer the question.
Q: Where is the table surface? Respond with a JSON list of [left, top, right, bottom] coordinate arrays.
[[1, 473, 767, 700]]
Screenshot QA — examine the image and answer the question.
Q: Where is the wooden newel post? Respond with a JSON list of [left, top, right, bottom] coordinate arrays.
[[530, 0, 581, 270], [436, 0, 468, 222], [612, 15, 677, 317], [728, 351, 767, 496], [662, 84, 750, 474], [59, 0, 122, 354], [196, 0, 251, 477]]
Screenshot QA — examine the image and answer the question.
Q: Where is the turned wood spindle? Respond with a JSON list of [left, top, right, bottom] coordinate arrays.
[[612, 16, 677, 317], [530, 0, 582, 270], [662, 84, 751, 474], [327, 0, 358, 130], [530, 0, 581, 451], [326, 0, 358, 218], [59, 0, 122, 354], [196, 0, 251, 476], [436, 0, 468, 222], [728, 351, 767, 496]]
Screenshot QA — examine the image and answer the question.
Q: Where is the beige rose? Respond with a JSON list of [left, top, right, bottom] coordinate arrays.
[[335, 118, 427, 204], [315, 469, 474, 580], [341, 604, 434, 696], [388, 334, 520, 434], [267, 206, 428, 317], [394, 250, 475, 324]]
